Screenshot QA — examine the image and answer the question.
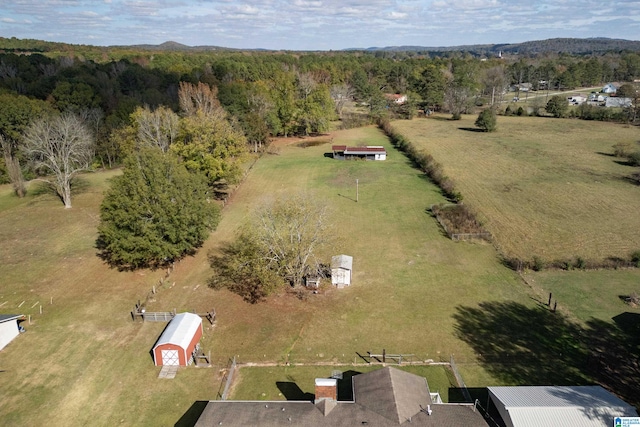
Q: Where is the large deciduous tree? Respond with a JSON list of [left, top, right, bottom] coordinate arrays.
[[130, 105, 179, 153], [98, 147, 219, 269], [23, 113, 95, 208], [209, 193, 334, 302]]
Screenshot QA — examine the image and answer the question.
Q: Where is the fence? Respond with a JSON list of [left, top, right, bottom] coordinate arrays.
[[142, 310, 176, 322], [217, 356, 237, 400], [431, 204, 492, 242], [450, 355, 472, 403]]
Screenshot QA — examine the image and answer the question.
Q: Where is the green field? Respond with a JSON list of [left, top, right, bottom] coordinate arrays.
[[392, 114, 640, 263], [1, 121, 639, 425]]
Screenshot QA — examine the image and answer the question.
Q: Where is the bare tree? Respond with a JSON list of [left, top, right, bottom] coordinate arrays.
[[23, 113, 95, 208], [254, 193, 334, 287], [483, 66, 507, 106], [330, 83, 355, 119], [178, 81, 223, 117], [0, 135, 26, 197], [131, 105, 179, 153]]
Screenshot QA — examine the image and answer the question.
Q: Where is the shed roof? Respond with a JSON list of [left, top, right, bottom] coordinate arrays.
[[331, 255, 353, 270], [153, 312, 202, 350], [0, 314, 24, 323], [344, 146, 386, 155], [489, 386, 637, 427]]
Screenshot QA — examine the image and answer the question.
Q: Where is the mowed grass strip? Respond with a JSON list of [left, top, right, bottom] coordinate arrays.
[[392, 115, 640, 262]]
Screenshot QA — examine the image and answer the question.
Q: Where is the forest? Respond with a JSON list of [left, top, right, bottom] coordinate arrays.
[[1, 37, 639, 186]]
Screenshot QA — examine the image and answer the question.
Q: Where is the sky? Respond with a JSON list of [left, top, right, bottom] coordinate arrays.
[[0, 0, 639, 51]]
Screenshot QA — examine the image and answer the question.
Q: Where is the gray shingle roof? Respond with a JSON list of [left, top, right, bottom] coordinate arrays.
[[194, 367, 488, 426]]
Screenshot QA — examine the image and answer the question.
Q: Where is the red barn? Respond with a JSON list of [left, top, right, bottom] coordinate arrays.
[[152, 312, 202, 366]]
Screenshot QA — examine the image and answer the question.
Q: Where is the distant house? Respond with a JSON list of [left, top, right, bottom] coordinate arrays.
[[510, 83, 532, 93], [567, 94, 586, 105], [0, 314, 25, 351], [605, 97, 632, 108], [602, 83, 618, 94], [193, 366, 487, 426], [331, 254, 353, 288], [332, 145, 386, 161], [384, 93, 407, 104], [152, 312, 202, 366], [488, 385, 638, 427]]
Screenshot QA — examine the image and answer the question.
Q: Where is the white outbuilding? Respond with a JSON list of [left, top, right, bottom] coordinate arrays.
[[331, 254, 353, 288], [488, 385, 637, 427], [0, 314, 25, 351]]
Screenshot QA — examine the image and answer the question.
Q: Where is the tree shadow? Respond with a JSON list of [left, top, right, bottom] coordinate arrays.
[[453, 301, 640, 408], [458, 127, 485, 132]]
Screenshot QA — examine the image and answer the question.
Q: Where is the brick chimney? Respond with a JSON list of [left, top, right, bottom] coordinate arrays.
[[314, 378, 337, 403]]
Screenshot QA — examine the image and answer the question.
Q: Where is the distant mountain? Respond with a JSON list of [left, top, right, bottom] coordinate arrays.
[[0, 36, 638, 55], [352, 38, 640, 55]]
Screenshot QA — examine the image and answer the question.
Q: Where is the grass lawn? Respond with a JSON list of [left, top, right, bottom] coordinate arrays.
[[230, 364, 456, 402], [5, 120, 638, 425], [391, 114, 640, 263]]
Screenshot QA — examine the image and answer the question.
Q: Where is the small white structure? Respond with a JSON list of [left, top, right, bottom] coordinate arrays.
[[488, 385, 638, 427], [0, 314, 24, 351], [332, 145, 386, 161], [331, 255, 353, 288], [152, 312, 203, 366], [602, 83, 618, 94]]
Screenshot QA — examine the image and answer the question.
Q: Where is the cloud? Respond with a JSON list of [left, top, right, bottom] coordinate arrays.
[[0, 0, 637, 49]]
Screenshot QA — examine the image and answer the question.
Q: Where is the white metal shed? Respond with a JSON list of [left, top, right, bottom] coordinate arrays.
[[0, 314, 24, 351], [488, 385, 638, 427], [331, 254, 353, 288]]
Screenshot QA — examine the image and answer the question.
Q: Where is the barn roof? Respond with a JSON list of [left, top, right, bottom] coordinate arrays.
[[488, 386, 638, 427], [344, 146, 386, 155], [153, 312, 202, 350], [331, 255, 352, 270], [332, 145, 347, 151]]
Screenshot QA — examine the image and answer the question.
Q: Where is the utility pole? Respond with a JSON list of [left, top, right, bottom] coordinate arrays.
[[356, 179, 359, 202]]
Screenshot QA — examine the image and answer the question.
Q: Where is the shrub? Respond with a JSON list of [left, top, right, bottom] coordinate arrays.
[[613, 141, 633, 157], [631, 250, 640, 267], [516, 106, 526, 117], [627, 151, 640, 166], [532, 256, 546, 271], [475, 108, 497, 132]]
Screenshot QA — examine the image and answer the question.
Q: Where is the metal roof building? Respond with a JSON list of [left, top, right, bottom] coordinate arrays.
[[488, 385, 638, 427]]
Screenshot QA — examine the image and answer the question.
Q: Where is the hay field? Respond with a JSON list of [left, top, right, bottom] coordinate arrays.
[[392, 115, 640, 262]]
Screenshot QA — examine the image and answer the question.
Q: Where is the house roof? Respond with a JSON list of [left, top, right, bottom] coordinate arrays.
[[0, 314, 25, 323], [353, 367, 432, 423], [332, 145, 347, 151], [489, 386, 638, 427], [153, 312, 201, 350], [331, 255, 353, 270], [194, 367, 488, 426]]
